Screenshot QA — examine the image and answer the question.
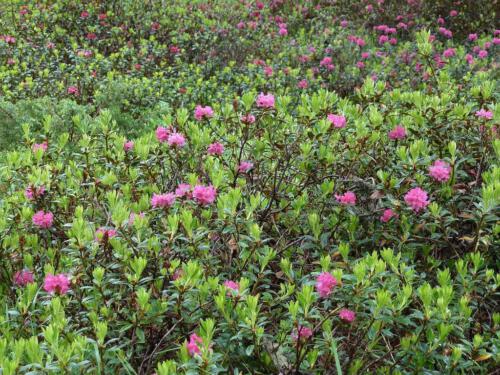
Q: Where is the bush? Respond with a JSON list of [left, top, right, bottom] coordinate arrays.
[[0, 0, 498, 374]]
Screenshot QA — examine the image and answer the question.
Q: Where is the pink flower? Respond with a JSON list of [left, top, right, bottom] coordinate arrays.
[[238, 161, 254, 173], [380, 208, 397, 223], [477, 50, 488, 59], [207, 142, 224, 156], [291, 326, 313, 341], [256, 93, 275, 109], [155, 126, 171, 142], [339, 309, 356, 323], [465, 54, 474, 65], [187, 333, 203, 356], [80, 10, 89, 18], [361, 52, 370, 59], [476, 109, 493, 120], [32, 142, 48, 153], [315, 272, 337, 298], [449, 10, 458, 17], [14, 270, 34, 286], [468, 33, 478, 41], [279, 28, 288, 36], [356, 61, 365, 69], [95, 227, 117, 240], [379, 35, 389, 44], [194, 105, 214, 121], [167, 132, 186, 148], [151, 21, 160, 31], [429, 160, 451, 182], [388, 125, 407, 140], [32, 211, 54, 229], [404, 187, 430, 212], [224, 280, 239, 295], [443, 48, 456, 58], [192, 185, 217, 205], [297, 79, 308, 89], [335, 191, 356, 206], [86, 32, 97, 41], [25, 185, 45, 200], [124, 140, 134, 152], [264, 66, 273, 76], [151, 193, 176, 208], [340, 20, 348, 28], [327, 114, 346, 128], [241, 114, 256, 124], [43, 274, 70, 295], [175, 183, 192, 198]]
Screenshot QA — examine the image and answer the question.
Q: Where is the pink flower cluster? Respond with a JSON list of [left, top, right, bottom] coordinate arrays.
[[32, 142, 48, 153], [32, 210, 54, 228], [151, 193, 176, 208], [339, 308, 356, 323], [291, 326, 313, 341], [207, 142, 224, 156], [404, 187, 430, 212], [194, 105, 214, 121], [327, 114, 347, 128], [14, 270, 34, 286], [43, 274, 70, 295], [256, 93, 275, 109], [224, 280, 239, 295], [25, 185, 46, 200], [475, 109, 493, 120], [335, 191, 356, 206], [187, 333, 203, 356], [156, 126, 185, 147], [315, 272, 337, 298], [380, 208, 397, 223], [193, 185, 217, 205], [388, 125, 406, 140], [238, 161, 254, 173], [95, 227, 117, 242], [429, 160, 451, 182]]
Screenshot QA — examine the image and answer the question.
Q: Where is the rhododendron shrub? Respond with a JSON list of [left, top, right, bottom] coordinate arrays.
[[0, 1, 499, 374]]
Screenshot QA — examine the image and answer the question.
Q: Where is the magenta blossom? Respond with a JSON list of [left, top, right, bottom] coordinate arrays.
[[291, 326, 313, 341], [429, 160, 451, 182], [32, 210, 54, 229], [43, 274, 70, 295], [339, 309, 356, 323], [316, 272, 337, 298], [124, 140, 134, 152], [25, 185, 46, 200], [14, 270, 34, 286], [224, 280, 239, 295], [335, 191, 356, 206], [256, 93, 275, 109], [207, 142, 224, 156], [155, 126, 171, 143], [327, 114, 347, 128], [194, 105, 214, 121], [128, 212, 145, 225], [167, 132, 186, 148], [238, 161, 254, 173], [475, 109, 493, 120], [95, 227, 117, 242], [241, 114, 256, 124], [193, 185, 217, 205], [187, 333, 203, 356], [175, 183, 192, 198], [380, 208, 397, 223], [404, 187, 430, 212], [32, 142, 48, 153], [151, 193, 176, 208], [388, 125, 406, 140]]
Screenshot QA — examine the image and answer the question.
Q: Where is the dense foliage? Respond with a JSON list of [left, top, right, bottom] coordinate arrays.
[[0, 0, 498, 374]]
